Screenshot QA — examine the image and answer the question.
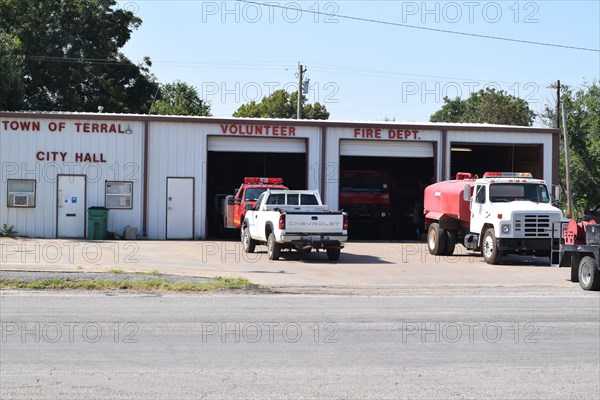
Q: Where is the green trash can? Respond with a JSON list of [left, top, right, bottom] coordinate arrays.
[[87, 207, 109, 240]]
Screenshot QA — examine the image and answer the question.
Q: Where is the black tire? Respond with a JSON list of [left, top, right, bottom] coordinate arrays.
[[481, 228, 503, 265], [444, 230, 457, 256], [326, 248, 341, 261], [578, 256, 600, 291], [427, 223, 447, 256], [267, 233, 281, 261], [241, 226, 255, 253], [570, 254, 580, 283]]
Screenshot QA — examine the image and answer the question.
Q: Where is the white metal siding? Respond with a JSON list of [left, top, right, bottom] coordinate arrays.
[[208, 136, 305, 153], [0, 117, 144, 238], [340, 139, 433, 157]]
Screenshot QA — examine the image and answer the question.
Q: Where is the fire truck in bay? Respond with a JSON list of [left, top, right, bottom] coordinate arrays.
[[423, 172, 563, 264], [222, 177, 288, 231], [339, 170, 392, 235]]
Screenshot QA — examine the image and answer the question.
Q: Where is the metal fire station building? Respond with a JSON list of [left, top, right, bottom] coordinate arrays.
[[0, 112, 559, 240]]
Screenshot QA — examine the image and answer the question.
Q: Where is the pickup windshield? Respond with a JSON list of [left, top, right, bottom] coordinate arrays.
[[244, 188, 268, 202], [341, 173, 387, 192], [489, 183, 550, 203]]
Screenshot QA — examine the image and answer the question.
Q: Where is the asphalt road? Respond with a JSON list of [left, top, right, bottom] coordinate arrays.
[[1, 289, 599, 399]]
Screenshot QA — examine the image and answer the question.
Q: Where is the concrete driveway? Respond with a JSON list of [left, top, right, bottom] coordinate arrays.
[[0, 237, 573, 288]]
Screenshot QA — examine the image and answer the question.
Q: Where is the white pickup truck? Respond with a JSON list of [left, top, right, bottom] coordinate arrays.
[[241, 190, 348, 261]]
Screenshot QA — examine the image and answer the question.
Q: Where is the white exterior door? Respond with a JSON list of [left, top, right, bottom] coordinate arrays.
[[166, 178, 194, 239], [57, 175, 86, 238]]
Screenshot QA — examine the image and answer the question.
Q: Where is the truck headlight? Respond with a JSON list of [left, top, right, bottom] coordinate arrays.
[[501, 224, 511, 234]]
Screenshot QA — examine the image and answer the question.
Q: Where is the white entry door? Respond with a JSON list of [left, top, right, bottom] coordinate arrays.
[[57, 175, 86, 238], [166, 178, 194, 239]]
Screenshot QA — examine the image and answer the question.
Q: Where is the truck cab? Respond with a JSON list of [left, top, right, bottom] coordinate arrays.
[[466, 172, 563, 263], [222, 177, 288, 230]]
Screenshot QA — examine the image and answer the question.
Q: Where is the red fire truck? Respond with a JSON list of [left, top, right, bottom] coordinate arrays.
[[339, 170, 392, 236], [222, 177, 288, 231]]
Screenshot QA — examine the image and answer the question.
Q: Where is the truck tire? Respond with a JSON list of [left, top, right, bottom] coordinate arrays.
[[482, 228, 503, 265], [241, 226, 256, 253], [578, 256, 600, 291], [427, 223, 446, 256], [326, 248, 341, 261], [445, 230, 457, 256], [267, 233, 281, 261]]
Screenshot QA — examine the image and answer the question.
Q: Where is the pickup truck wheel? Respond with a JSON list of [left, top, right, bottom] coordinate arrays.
[[326, 248, 341, 261], [427, 223, 446, 256], [267, 233, 281, 261], [482, 228, 503, 265], [579, 256, 600, 291], [241, 227, 256, 253], [444, 230, 457, 256]]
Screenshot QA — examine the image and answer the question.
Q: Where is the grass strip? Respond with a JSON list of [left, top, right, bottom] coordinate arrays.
[[0, 276, 253, 292]]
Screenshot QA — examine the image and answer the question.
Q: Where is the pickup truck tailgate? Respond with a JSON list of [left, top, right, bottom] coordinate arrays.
[[285, 213, 345, 233]]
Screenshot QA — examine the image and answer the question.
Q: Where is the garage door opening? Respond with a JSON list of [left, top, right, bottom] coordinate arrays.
[[450, 143, 543, 179], [206, 151, 307, 238], [340, 156, 434, 240]]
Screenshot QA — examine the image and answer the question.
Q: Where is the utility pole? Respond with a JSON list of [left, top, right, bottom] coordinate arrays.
[[561, 102, 573, 217], [555, 80, 561, 129], [297, 64, 307, 119]]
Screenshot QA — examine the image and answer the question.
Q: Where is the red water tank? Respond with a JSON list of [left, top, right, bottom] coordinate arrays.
[[423, 174, 474, 226]]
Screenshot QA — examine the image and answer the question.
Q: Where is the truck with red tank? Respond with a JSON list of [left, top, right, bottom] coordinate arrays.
[[222, 177, 288, 231], [339, 170, 391, 235], [423, 172, 563, 264], [559, 218, 600, 291]]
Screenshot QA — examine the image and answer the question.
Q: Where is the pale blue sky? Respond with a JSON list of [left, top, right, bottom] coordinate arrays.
[[118, 0, 600, 124]]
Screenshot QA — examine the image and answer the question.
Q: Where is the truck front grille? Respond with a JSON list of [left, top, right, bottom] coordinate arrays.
[[514, 214, 555, 237]]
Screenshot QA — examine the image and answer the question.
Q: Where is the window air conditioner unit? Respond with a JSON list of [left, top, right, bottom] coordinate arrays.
[[9, 194, 30, 207]]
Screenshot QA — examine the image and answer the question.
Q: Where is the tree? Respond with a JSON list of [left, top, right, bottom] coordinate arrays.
[[150, 81, 211, 116], [0, 32, 25, 110], [430, 88, 535, 126], [233, 89, 330, 119], [541, 81, 600, 215], [0, 0, 157, 112]]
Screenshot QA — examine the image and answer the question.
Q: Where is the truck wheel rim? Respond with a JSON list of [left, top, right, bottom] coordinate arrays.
[[427, 230, 436, 250], [483, 235, 493, 258], [243, 230, 249, 248], [581, 263, 591, 286]]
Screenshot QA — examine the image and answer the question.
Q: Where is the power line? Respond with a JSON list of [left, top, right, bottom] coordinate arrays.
[[238, 0, 600, 53]]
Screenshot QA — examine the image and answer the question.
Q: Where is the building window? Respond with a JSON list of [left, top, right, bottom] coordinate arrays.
[[105, 181, 133, 209], [7, 179, 36, 208]]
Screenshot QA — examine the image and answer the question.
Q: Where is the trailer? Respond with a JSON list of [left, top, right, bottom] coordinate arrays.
[[559, 219, 600, 291]]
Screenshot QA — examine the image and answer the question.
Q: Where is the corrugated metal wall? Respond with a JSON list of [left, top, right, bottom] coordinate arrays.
[[0, 117, 144, 238]]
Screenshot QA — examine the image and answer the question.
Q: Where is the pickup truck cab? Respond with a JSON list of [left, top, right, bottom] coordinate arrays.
[[242, 190, 348, 261]]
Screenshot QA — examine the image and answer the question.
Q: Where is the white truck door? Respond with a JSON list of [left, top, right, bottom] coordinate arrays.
[[470, 184, 488, 237], [248, 193, 264, 240]]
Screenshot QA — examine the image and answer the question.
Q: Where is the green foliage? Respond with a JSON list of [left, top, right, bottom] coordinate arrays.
[[430, 88, 535, 126], [542, 81, 600, 215], [233, 89, 330, 119], [0, 0, 158, 112], [0, 224, 18, 237], [150, 81, 212, 116], [0, 32, 25, 110]]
